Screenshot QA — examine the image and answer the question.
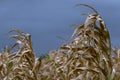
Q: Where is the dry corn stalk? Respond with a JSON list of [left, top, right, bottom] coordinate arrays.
[[0, 4, 120, 80]]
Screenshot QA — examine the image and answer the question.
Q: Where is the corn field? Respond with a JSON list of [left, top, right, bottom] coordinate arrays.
[[0, 4, 120, 80]]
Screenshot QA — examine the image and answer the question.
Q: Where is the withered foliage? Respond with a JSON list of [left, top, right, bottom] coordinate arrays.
[[0, 4, 120, 80]]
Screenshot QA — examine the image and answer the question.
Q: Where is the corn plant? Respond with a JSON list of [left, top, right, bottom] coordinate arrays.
[[0, 4, 120, 80]]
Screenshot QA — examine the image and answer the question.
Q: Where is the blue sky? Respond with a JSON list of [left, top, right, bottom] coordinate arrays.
[[0, 0, 120, 56]]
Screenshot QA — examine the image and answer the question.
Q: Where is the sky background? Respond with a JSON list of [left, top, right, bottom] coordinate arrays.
[[0, 0, 120, 56]]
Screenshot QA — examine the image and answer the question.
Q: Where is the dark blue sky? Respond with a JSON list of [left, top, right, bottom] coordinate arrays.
[[0, 0, 120, 56]]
